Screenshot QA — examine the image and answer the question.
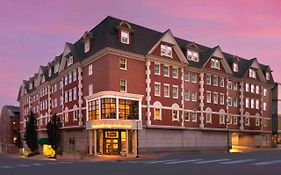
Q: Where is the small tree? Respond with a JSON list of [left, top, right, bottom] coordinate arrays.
[[15, 131, 23, 149], [47, 114, 61, 158], [24, 111, 38, 155]]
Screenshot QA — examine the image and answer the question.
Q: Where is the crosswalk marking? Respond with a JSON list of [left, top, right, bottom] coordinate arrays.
[[220, 159, 256, 165], [165, 159, 203, 165], [144, 159, 178, 164], [194, 159, 231, 164], [0, 165, 13, 169], [253, 160, 281, 166], [33, 163, 43, 166], [17, 164, 30, 167]]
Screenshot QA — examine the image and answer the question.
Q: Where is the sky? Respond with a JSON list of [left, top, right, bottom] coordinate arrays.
[[0, 0, 281, 111]]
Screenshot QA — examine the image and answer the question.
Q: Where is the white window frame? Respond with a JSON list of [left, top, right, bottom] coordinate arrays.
[[164, 65, 169, 77], [154, 63, 160, 75], [220, 93, 225, 105], [263, 89, 267, 96], [191, 112, 197, 122], [187, 50, 199, 62], [266, 72, 270, 80], [211, 58, 220, 70], [206, 74, 211, 85], [73, 87, 77, 100], [84, 39, 90, 53], [184, 90, 190, 101], [161, 44, 173, 58], [191, 73, 197, 83], [233, 62, 238, 72], [89, 84, 93, 95], [255, 99, 259, 109], [249, 68, 256, 78], [121, 30, 129, 44], [220, 78, 224, 87], [154, 108, 162, 121], [219, 114, 225, 124], [250, 84, 255, 93], [245, 98, 250, 108], [172, 110, 179, 121], [233, 116, 238, 124], [251, 98, 255, 109], [213, 76, 218, 86], [88, 64, 93, 76], [164, 84, 170, 98], [227, 97, 232, 106], [120, 58, 127, 70], [154, 82, 161, 97], [184, 71, 189, 82], [191, 92, 197, 102], [207, 91, 212, 104], [69, 89, 72, 102], [172, 85, 178, 99], [184, 111, 190, 121], [172, 67, 178, 79], [263, 102, 267, 111], [120, 80, 127, 92], [245, 83, 249, 92], [213, 92, 218, 104]]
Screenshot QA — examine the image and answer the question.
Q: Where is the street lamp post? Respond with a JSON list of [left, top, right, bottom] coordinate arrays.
[[136, 121, 139, 158]]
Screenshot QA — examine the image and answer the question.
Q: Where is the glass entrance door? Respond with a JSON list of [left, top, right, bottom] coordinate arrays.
[[104, 131, 120, 155]]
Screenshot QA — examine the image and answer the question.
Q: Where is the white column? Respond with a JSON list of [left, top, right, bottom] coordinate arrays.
[[199, 72, 205, 128], [126, 130, 129, 155], [89, 130, 93, 155], [145, 60, 151, 125], [239, 82, 244, 130], [93, 129, 97, 155], [78, 67, 83, 126], [181, 68, 185, 127], [116, 98, 119, 119]]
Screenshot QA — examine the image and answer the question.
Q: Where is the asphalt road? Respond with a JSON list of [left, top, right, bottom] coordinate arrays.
[[1, 150, 281, 175]]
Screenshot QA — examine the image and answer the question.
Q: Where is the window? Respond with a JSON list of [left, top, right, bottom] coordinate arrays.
[[60, 96, 63, 105], [172, 110, 179, 121], [220, 78, 224, 87], [191, 73, 197, 83], [64, 112, 69, 122], [219, 114, 225, 124], [121, 30, 129, 44], [160, 44, 172, 57], [55, 99, 58, 107], [54, 84, 57, 92], [233, 98, 238, 107], [154, 63, 160, 75], [73, 110, 79, 121], [73, 87, 77, 100], [54, 63, 59, 73], [64, 75, 68, 85], [191, 112, 197, 122], [191, 92, 197, 102], [213, 92, 218, 104], [206, 108, 212, 123], [245, 116, 250, 126], [164, 65, 169, 77], [88, 64, 93, 76], [184, 111, 190, 121], [89, 84, 93, 95], [233, 82, 238, 90], [245, 98, 250, 108], [184, 90, 190, 101], [48, 68, 52, 77], [256, 86, 259, 94], [213, 76, 218, 86], [211, 58, 220, 69], [255, 117, 260, 126], [60, 81, 63, 89], [84, 39, 90, 52], [184, 71, 189, 82], [69, 72, 72, 83], [101, 98, 116, 119], [233, 62, 238, 72], [67, 55, 73, 67], [251, 98, 255, 109], [173, 67, 178, 78], [154, 82, 161, 97], [263, 119, 267, 127], [220, 93, 225, 105], [266, 72, 270, 80], [88, 100, 99, 120], [226, 116, 232, 124], [227, 97, 232, 106], [64, 91, 68, 103], [164, 84, 170, 97], [119, 99, 139, 120], [249, 68, 256, 78], [187, 50, 199, 62], [227, 81, 233, 90], [233, 116, 238, 124], [69, 89, 72, 101], [120, 80, 127, 92], [206, 91, 212, 103], [245, 83, 249, 92], [118, 58, 127, 70], [263, 102, 267, 111], [154, 108, 161, 120], [256, 99, 259, 109], [263, 89, 267, 96], [73, 70, 77, 82], [250, 84, 255, 93], [173, 85, 178, 99], [206, 74, 211, 85]]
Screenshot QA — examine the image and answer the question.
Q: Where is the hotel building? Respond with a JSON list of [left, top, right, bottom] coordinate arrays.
[[17, 16, 276, 155]]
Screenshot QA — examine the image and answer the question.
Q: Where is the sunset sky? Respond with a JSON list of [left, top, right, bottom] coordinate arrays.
[[0, 0, 280, 110]]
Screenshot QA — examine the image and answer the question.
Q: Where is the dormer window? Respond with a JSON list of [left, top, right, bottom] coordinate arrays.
[[29, 82, 33, 90], [266, 72, 270, 80], [54, 63, 59, 73], [121, 30, 129, 44], [67, 55, 73, 67], [84, 39, 90, 53], [187, 50, 199, 62], [233, 62, 238, 72], [249, 68, 256, 78], [160, 44, 172, 58], [211, 58, 220, 70], [48, 68, 52, 77]]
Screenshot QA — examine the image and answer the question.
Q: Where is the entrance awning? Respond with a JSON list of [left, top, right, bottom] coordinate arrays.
[[38, 138, 49, 145]]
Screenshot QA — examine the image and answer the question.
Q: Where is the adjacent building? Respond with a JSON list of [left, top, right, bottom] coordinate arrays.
[[0, 105, 20, 153], [17, 16, 276, 156]]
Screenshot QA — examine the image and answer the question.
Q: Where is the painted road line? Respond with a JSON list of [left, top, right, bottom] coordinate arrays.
[[59, 161, 72, 164], [17, 164, 30, 167], [165, 159, 203, 165], [128, 160, 152, 164], [194, 159, 231, 164], [253, 160, 281, 166], [32, 163, 43, 166], [0, 165, 13, 169], [220, 159, 256, 165], [145, 159, 179, 164]]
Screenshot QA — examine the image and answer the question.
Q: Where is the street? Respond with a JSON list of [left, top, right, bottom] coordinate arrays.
[[1, 150, 281, 175]]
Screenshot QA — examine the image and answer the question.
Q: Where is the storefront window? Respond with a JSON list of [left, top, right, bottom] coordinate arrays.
[[119, 99, 139, 120], [101, 98, 116, 119]]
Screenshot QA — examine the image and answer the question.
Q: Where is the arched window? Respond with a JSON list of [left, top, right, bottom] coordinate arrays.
[[171, 103, 180, 121], [64, 107, 69, 122], [73, 105, 78, 121], [219, 109, 226, 124], [245, 112, 250, 126], [205, 107, 212, 123], [153, 101, 162, 121], [255, 113, 260, 126]]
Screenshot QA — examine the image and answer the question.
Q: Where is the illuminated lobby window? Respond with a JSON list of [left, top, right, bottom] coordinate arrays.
[[119, 99, 139, 120], [88, 100, 99, 120], [101, 98, 116, 119]]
